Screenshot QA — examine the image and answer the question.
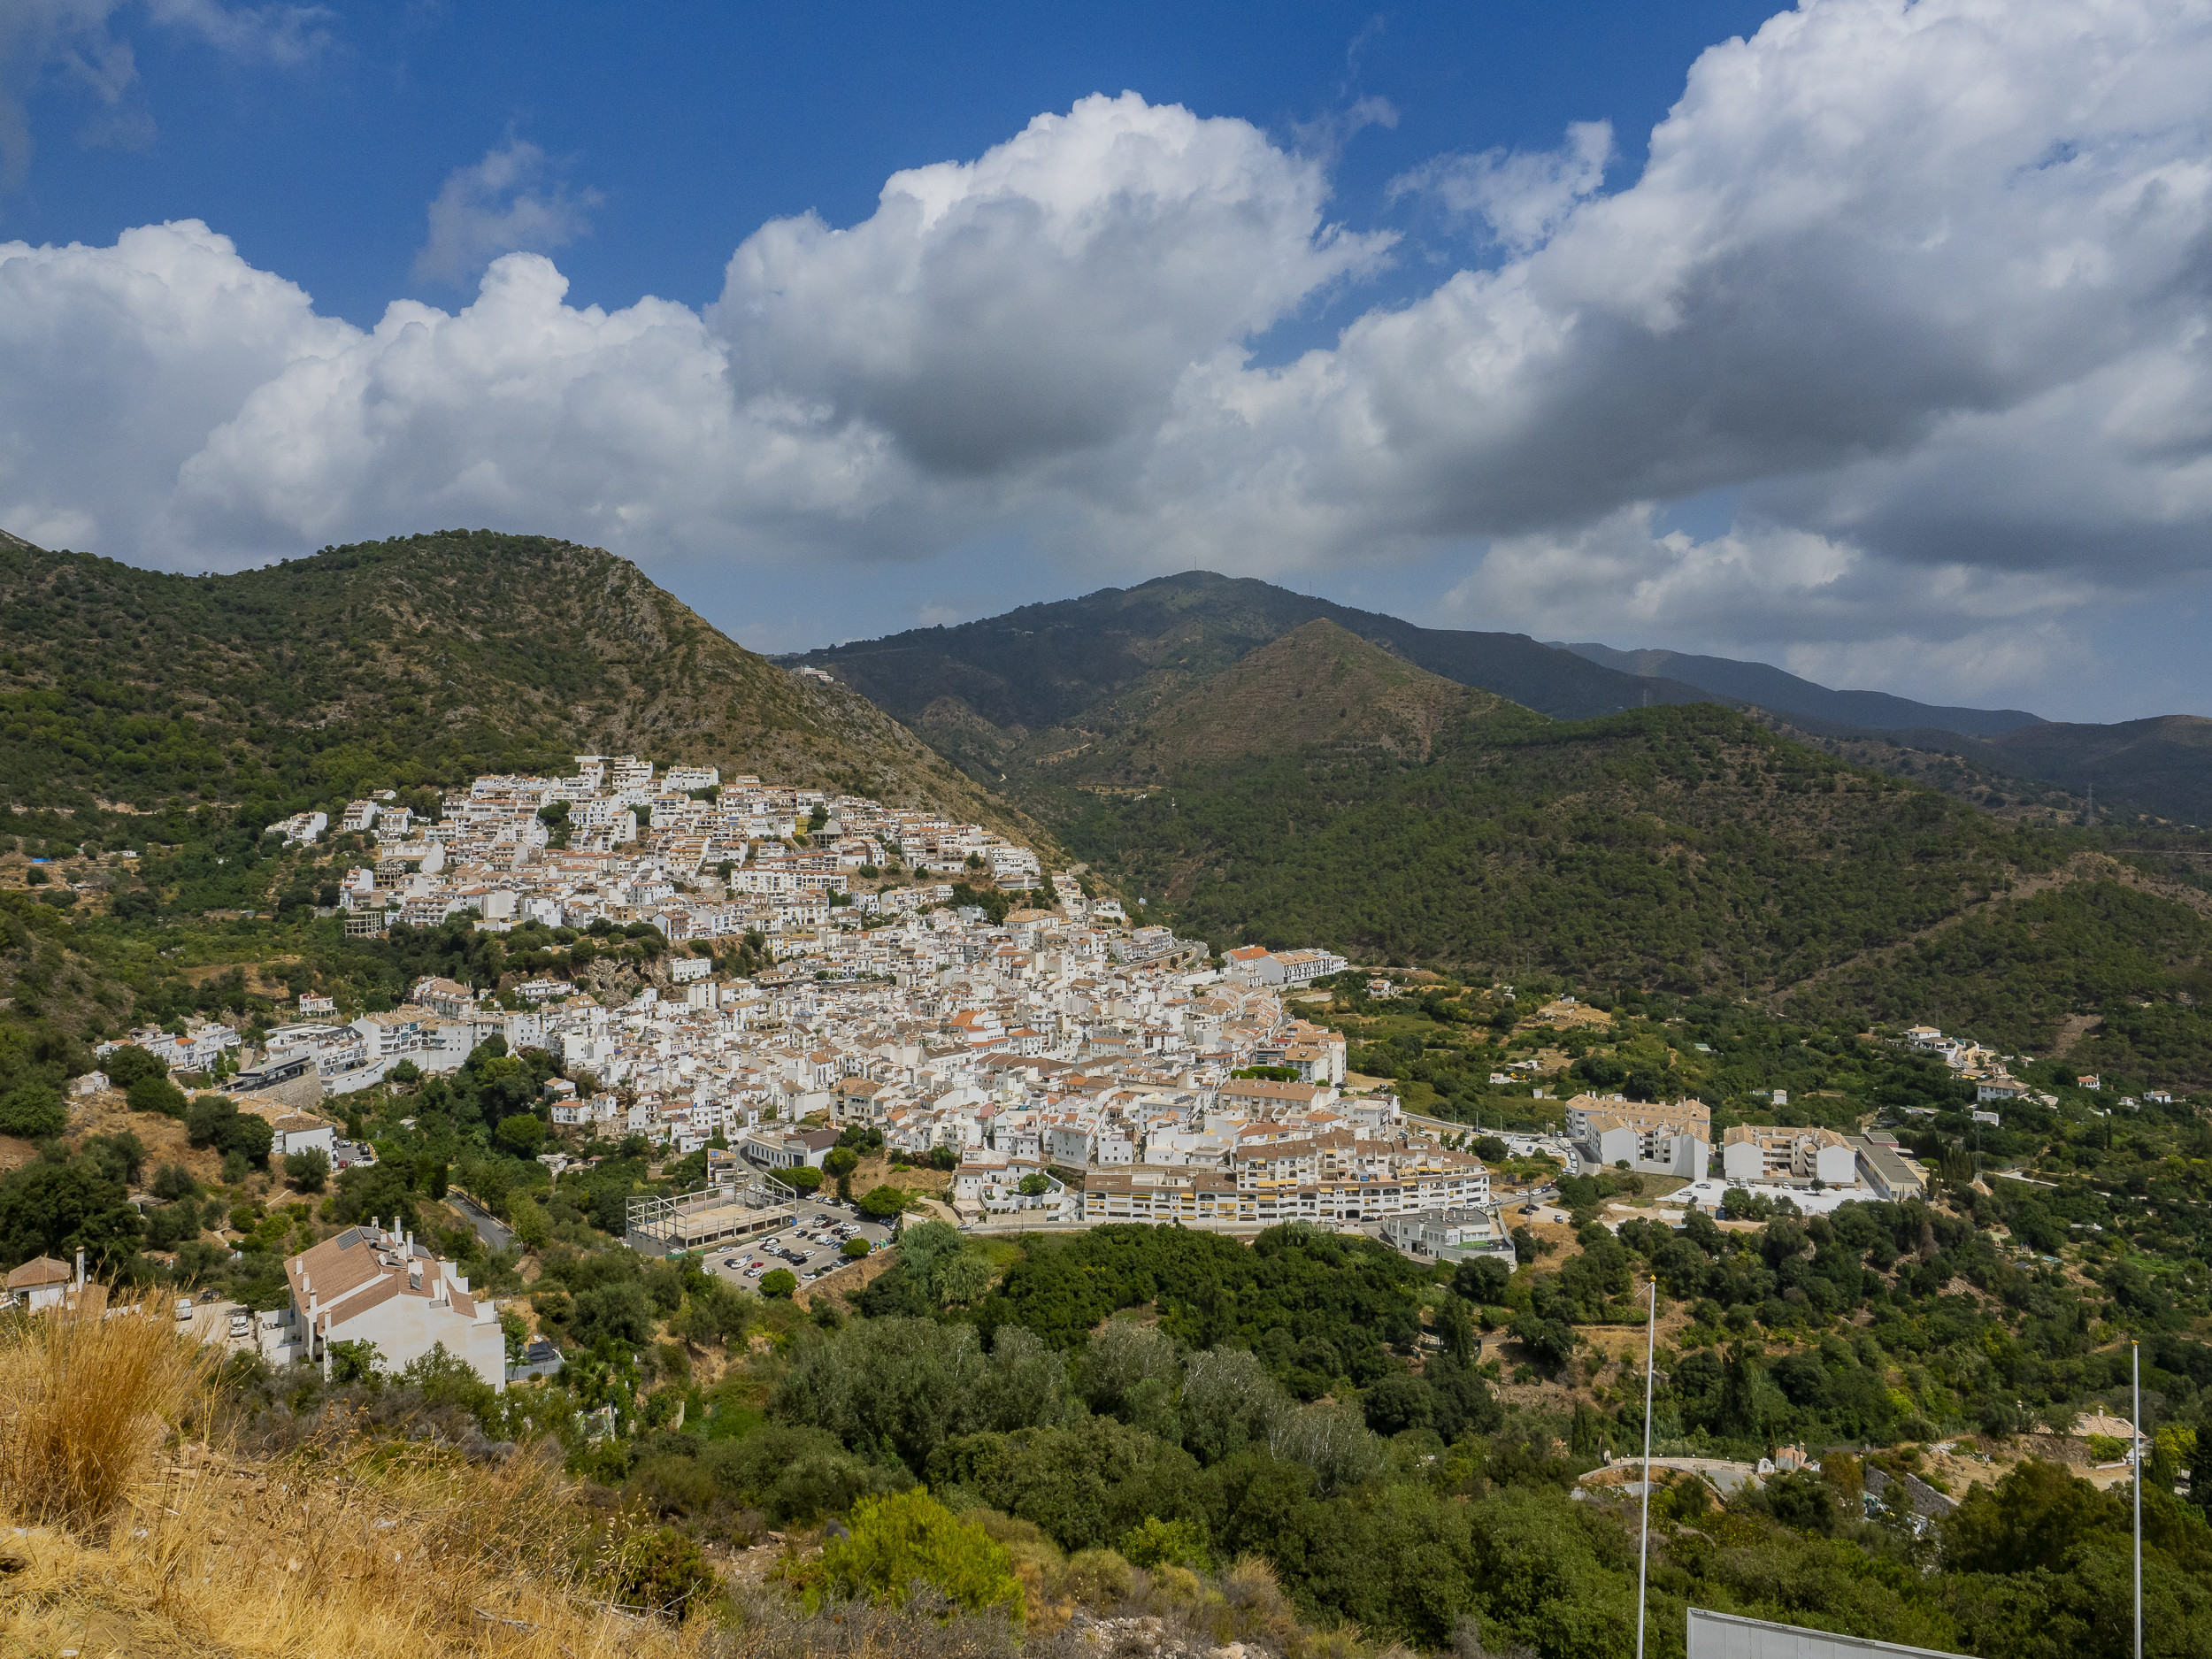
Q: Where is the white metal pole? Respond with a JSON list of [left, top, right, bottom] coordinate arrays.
[[1638, 1275, 1655, 1659], [2133, 1339, 2142, 1659]]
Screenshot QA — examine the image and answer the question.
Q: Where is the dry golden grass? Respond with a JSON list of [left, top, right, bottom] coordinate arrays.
[[0, 1432, 718, 1657], [0, 1290, 213, 1534], [0, 1293, 711, 1658]]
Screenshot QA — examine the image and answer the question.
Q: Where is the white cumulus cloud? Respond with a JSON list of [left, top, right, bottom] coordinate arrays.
[[3, 1, 2212, 711]]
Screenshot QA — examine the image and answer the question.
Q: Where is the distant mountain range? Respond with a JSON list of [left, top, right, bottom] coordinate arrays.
[[1553, 642, 2043, 739], [1553, 641, 2212, 826], [790, 571, 2212, 824]]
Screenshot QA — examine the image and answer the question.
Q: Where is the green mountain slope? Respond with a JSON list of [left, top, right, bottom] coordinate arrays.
[[787, 570, 1721, 784], [1064, 620, 1506, 783], [1975, 715, 2212, 826], [0, 528, 1015, 833]]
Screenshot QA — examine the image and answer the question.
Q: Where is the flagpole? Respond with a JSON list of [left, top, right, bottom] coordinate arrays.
[[2133, 1339, 2142, 1659], [1638, 1275, 1655, 1659]]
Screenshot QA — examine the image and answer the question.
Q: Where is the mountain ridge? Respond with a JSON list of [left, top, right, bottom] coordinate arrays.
[[0, 528, 1026, 838], [787, 572, 1727, 789], [1555, 641, 2044, 737]]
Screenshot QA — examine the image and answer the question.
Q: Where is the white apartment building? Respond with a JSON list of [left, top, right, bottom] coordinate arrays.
[[1566, 1094, 1712, 1178], [1721, 1125, 1859, 1187]]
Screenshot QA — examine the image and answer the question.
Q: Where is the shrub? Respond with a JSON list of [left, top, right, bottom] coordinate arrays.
[[841, 1237, 872, 1260], [788, 1488, 1025, 1620], [1120, 1515, 1208, 1570], [760, 1269, 798, 1299], [127, 1075, 188, 1119], [606, 1523, 720, 1620], [0, 1082, 65, 1141]]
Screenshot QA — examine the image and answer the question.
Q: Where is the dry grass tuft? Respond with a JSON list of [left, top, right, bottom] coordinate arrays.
[[0, 1290, 214, 1534]]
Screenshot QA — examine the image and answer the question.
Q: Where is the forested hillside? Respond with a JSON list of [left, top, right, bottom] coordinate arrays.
[[1068, 702, 2056, 989], [0, 528, 1009, 833], [1060, 696, 2212, 1075], [787, 569, 1718, 785]]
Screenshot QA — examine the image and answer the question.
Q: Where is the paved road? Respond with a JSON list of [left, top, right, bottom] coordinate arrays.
[[703, 1200, 896, 1291], [449, 1190, 515, 1253]]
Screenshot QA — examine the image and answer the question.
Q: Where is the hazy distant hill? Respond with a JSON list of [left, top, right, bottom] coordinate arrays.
[[1557, 641, 2043, 738], [1979, 715, 2212, 826], [1554, 638, 2212, 825], [788, 571, 1722, 786], [0, 529, 1010, 832]]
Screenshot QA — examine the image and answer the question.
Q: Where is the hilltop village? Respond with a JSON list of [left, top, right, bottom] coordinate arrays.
[[127, 757, 1531, 1246]]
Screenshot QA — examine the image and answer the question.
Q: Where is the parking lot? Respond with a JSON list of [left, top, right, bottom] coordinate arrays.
[[172, 1291, 265, 1354], [700, 1200, 896, 1289]]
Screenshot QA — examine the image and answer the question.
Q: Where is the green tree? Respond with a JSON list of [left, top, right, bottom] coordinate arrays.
[[102, 1045, 166, 1089], [283, 1147, 331, 1191], [509, 1194, 552, 1250], [570, 1280, 656, 1347], [0, 1156, 144, 1264], [858, 1184, 909, 1220], [825, 1145, 859, 1179], [150, 1162, 196, 1202], [787, 1165, 825, 1195], [495, 1112, 548, 1156], [790, 1488, 1023, 1619], [841, 1236, 872, 1260], [127, 1074, 188, 1118], [0, 1081, 65, 1140], [760, 1268, 798, 1299]]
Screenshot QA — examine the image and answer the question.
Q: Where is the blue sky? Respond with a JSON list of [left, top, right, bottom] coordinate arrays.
[[12, 3, 1778, 330], [5, 1, 2212, 720]]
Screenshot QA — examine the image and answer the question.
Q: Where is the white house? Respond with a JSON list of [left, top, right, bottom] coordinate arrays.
[[282, 1220, 504, 1387]]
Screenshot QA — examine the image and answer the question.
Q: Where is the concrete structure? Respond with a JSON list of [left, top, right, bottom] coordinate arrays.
[[1378, 1204, 1516, 1265], [1721, 1125, 1859, 1188], [281, 1220, 504, 1387], [1687, 1609, 1962, 1657], [625, 1173, 796, 1256], [739, 1125, 840, 1171], [1566, 1094, 1711, 1178], [1846, 1133, 1928, 1202]]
